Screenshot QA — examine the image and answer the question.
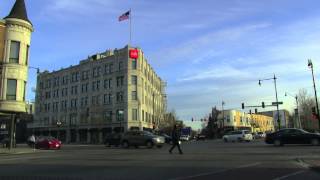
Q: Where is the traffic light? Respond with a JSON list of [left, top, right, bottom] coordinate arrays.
[[262, 102, 265, 108], [255, 108, 258, 114], [242, 103, 245, 109]]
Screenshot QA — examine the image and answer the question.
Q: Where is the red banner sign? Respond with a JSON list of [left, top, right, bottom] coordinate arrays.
[[129, 49, 139, 59]]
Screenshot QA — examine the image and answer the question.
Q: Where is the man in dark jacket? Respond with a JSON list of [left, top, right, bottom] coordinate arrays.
[[169, 124, 183, 154]]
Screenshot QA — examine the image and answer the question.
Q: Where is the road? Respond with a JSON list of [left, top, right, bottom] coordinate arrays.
[[0, 140, 320, 180]]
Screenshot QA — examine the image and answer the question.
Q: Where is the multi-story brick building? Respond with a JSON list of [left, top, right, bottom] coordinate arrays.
[[31, 46, 167, 143]]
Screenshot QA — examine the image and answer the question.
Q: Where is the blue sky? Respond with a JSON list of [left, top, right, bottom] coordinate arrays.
[[2, 0, 320, 129]]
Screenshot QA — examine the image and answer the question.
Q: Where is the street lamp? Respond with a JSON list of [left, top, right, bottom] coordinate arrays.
[[221, 101, 225, 130], [118, 110, 124, 132], [258, 74, 281, 130], [56, 120, 62, 140], [308, 59, 320, 130], [285, 92, 301, 129]]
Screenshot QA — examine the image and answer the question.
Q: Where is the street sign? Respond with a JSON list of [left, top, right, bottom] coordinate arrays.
[[272, 102, 283, 105]]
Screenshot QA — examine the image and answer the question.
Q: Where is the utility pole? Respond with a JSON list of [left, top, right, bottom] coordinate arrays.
[[221, 101, 225, 131], [308, 59, 320, 130], [259, 74, 281, 130]]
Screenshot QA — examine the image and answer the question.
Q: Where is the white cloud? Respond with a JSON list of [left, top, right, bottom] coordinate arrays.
[[179, 65, 251, 81]]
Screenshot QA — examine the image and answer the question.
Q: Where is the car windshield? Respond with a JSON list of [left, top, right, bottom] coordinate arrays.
[[143, 131, 155, 136]]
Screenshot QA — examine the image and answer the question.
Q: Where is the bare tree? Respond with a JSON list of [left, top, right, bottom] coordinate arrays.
[[159, 109, 178, 133], [298, 89, 318, 131]]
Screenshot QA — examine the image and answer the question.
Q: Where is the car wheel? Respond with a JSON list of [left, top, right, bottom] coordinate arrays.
[[134, 145, 139, 149], [157, 145, 162, 149], [122, 141, 129, 148], [274, 139, 282, 146], [311, 139, 319, 146], [237, 138, 242, 142], [146, 141, 153, 149], [105, 142, 110, 147], [224, 138, 228, 142]]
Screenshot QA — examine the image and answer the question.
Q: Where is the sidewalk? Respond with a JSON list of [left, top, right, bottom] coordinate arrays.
[[304, 159, 320, 172], [298, 158, 320, 172], [0, 145, 37, 155]]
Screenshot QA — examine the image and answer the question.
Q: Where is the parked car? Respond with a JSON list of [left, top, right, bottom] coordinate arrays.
[[257, 132, 266, 138], [104, 133, 122, 147], [265, 128, 320, 146], [35, 136, 61, 150], [1, 137, 9, 148], [161, 133, 173, 144], [121, 131, 165, 148], [196, 134, 206, 141], [180, 135, 190, 141], [223, 130, 253, 142]]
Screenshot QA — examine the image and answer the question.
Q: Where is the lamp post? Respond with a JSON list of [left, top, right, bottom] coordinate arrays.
[[285, 92, 301, 129], [56, 120, 62, 140], [118, 110, 124, 132], [259, 74, 281, 130], [308, 59, 320, 130], [221, 101, 225, 131]]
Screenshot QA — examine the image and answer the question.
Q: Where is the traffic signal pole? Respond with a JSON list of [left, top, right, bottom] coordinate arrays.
[[273, 74, 281, 130], [308, 59, 320, 130]]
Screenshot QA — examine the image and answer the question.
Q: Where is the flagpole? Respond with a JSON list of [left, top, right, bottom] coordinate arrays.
[[129, 8, 132, 46]]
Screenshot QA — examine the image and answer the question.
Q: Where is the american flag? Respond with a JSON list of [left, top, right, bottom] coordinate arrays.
[[119, 11, 130, 21]]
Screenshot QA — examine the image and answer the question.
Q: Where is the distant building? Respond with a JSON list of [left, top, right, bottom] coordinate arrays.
[[30, 46, 167, 143], [217, 109, 274, 132], [258, 110, 291, 130]]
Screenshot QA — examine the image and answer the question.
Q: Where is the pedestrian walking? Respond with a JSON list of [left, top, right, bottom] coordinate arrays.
[[28, 134, 36, 149], [169, 124, 183, 154]]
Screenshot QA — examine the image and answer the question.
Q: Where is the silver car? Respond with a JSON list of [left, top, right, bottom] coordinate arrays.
[[121, 131, 165, 148]]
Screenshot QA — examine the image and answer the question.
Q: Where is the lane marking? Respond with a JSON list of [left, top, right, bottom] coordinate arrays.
[[168, 162, 261, 180], [272, 170, 306, 180]]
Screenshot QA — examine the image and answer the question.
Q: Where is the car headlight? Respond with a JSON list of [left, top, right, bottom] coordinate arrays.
[[48, 141, 52, 145], [153, 138, 160, 142]]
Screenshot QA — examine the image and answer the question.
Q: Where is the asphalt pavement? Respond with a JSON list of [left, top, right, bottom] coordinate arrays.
[[0, 139, 320, 180]]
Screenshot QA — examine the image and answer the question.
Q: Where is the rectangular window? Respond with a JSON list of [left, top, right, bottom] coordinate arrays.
[[119, 62, 123, 71], [26, 45, 29, 65], [104, 94, 112, 104], [116, 92, 123, 102], [132, 91, 137, 100], [109, 64, 113, 73], [132, 109, 138, 120], [132, 59, 137, 70], [9, 41, 20, 63], [105, 111, 112, 122], [23, 81, 26, 101], [6, 79, 17, 100], [131, 75, 137, 85], [117, 76, 124, 87], [142, 110, 144, 121]]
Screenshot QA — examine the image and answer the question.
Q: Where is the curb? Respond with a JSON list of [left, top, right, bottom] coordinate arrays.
[[296, 158, 320, 173]]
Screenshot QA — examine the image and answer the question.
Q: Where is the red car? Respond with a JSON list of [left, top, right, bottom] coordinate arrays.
[[35, 136, 62, 150]]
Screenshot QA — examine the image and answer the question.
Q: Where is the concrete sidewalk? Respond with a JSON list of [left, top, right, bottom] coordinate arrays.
[[0, 145, 37, 155]]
